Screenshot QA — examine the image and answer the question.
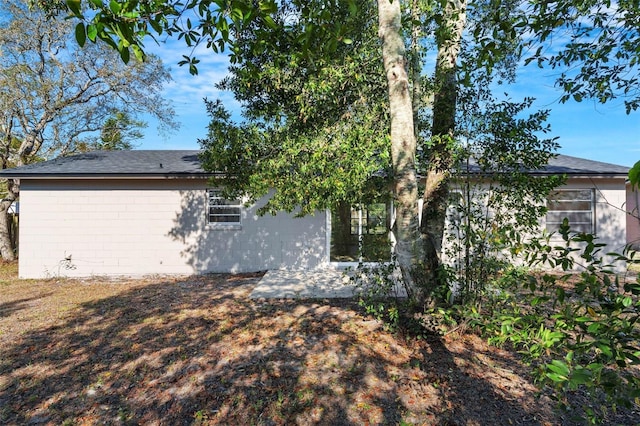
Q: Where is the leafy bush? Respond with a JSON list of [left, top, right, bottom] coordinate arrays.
[[473, 223, 640, 423], [349, 259, 407, 332], [353, 219, 640, 423]]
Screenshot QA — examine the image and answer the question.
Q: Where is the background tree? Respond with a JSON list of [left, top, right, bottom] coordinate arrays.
[[0, 0, 177, 261], [522, 0, 640, 188], [95, 111, 146, 151], [631, 161, 640, 191]]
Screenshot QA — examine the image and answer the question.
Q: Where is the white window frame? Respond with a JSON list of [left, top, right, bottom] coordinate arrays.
[[207, 189, 242, 229], [546, 188, 596, 235]]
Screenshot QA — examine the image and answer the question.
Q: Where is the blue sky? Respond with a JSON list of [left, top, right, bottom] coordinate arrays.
[[138, 41, 639, 168]]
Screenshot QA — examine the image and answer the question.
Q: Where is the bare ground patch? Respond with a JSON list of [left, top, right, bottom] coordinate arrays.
[[0, 265, 633, 425]]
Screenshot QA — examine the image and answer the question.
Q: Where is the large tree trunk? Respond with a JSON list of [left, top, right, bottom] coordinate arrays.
[[0, 132, 43, 261], [410, 0, 422, 134], [378, 0, 425, 301], [0, 178, 19, 261], [420, 0, 467, 290]]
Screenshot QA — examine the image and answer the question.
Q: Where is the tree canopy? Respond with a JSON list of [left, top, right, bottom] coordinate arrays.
[[198, 1, 389, 216], [525, 0, 640, 113]]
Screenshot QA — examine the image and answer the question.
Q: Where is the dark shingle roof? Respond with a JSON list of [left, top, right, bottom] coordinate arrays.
[[462, 154, 629, 177], [540, 155, 630, 176], [0, 150, 212, 178], [0, 150, 630, 179]]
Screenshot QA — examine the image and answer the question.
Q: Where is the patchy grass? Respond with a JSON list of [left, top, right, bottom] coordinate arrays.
[[0, 260, 18, 283], [0, 262, 633, 425]]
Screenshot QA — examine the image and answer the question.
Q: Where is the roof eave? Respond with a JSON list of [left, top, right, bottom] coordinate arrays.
[[456, 171, 629, 179], [0, 173, 221, 179], [529, 172, 629, 179]]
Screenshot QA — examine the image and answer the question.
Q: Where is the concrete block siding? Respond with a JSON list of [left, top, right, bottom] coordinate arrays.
[[443, 177, 632, 272], [18, 179, 326, 278], [15, 177, 634, 278]]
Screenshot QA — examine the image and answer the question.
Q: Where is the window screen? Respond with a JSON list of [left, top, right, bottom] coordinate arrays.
[[207, 189, 241, 225], [546, 189, 595, 234]]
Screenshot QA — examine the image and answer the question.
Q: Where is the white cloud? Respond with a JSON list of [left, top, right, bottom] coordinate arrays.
[[138, 38, 242, 149]]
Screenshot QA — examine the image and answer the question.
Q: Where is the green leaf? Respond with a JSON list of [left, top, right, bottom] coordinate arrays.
[[586, 362, 604, 373], [546, 372, 567, 383], [231, 7, 244, 21], [546, 359, 570, 379], [86, 24, 98, 42], [587, 322, 601, 333], [566, 351, 574, 363], [596, 342, 613, 358], [116, 22, 132, 45], [348, 0, 358, 16], [110, 0, 122, 14], [119, 45, 130, 63], [131, 44, 144, 62], [570, 367, 592, 385], [75, 22, 86, 47], [259, 0, 277, 13], [629, 161, 640, 191], [66, 0, 82, 17], [262, 15, 277, 29], [149, 18, 163, 34]]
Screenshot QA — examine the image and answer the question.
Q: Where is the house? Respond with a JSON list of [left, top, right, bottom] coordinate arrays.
[[0, 150, 635, 279]]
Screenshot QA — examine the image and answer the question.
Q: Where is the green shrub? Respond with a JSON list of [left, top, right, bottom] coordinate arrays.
[[477, 223, 640, 423]]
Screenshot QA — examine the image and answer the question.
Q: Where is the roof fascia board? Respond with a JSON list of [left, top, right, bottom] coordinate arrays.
[[4, 174, 218, 179], [453, 172, 628, 179]]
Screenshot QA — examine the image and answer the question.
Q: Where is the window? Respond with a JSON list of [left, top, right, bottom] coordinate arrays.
[[350, 203, 388, 236], [207, 189, 241, 227], [546, 189, 595, 234], [330, 201, 392, 263]]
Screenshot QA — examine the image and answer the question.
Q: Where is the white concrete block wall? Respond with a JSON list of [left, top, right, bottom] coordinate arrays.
[[18, 179, 327, 278], [17, 176, 631, 278], [442, 178, 630, 271]]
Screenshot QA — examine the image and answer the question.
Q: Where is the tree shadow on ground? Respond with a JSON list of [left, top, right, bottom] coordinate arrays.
[[0, 293, 53, 318], [1, 274, 398, 424], [0, 273, 562, 425], [415, 334, 551, 425]]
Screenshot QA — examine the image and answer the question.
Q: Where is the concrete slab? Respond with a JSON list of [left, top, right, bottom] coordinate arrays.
[[250, 269, 355, 299], [250, 269, 408, 299]]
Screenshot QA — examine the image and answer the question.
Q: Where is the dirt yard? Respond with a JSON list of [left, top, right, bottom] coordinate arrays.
[[0, 263, 636, 425]]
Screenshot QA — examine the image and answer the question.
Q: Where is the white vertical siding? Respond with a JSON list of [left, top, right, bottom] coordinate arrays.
[[18, 179, 327, 278]]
